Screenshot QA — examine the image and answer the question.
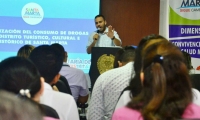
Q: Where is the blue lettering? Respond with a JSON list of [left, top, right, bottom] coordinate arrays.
[[181, 0, 200, 7], [190, 0, 195, 6], [181, 0, 189, 7], [197, 0, 200, 6]]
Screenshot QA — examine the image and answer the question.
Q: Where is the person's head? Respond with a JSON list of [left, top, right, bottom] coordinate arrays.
[[129, 34, 167, 97], [29, 45, 63, 85], [134, 34, 167, 73], [182, 51, 193, 71], [17, 45, 35, 58], [114, 46, 135, 68], [0, 57, 44, 102], [119, 46, 135, 67], [94, 14, 107, 32], [51, 43, 65, 61], [0, 90, 43, 120], [128, 41, 192, 119]]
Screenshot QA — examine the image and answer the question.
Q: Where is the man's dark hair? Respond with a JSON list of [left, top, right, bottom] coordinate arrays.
[[95, 14, 105, 21], [121, 47, 135, 63], [113, 46, 135, 68], [29, 45, 63, 84], [51, 43, 65, 61]]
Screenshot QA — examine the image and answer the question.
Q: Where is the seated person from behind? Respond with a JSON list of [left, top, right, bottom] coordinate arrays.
[[87, 46, 135, 120], [115, 35, 170, 110], [29, 45, 79, 120], [0, 90, 43, 120], [0, 56, 59, 120], [115, 35, 200, 112], [51, 43, 89, 104], [113, 39, 200, 120]]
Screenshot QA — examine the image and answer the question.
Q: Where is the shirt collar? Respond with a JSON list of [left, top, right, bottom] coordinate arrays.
[[44, 82, 53, 90], [63, 62, 70, 67]]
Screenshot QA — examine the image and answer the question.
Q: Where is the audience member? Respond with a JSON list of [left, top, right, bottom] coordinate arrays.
[[17, 44, 35, 58], [29, 45, 79, 120], [113, 46, 135, 68], [50, 44, 72, 94], [115, 35, 200, 109], [115, 35, 168, 110], [51, 43, 89, 104], [86, 15, 121, 54], [113, 40, 200, 119], [0, 56, 59, 120], [87, 46, 135, 120], [0, 90, 43, 120]]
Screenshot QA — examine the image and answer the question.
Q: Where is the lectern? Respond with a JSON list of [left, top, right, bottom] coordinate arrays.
[[89, 47, 121, 91]]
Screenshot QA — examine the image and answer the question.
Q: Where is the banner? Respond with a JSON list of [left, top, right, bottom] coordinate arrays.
[[160, 0, 200, 73]]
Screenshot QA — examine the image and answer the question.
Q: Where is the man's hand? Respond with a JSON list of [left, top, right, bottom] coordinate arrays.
[[87, 33, 99, 54], [93, 33, 99, 41], [106, 25, 114, 39]]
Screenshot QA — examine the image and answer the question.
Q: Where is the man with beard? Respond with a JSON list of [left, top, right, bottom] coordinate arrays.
[[86, 15, 122, 54]]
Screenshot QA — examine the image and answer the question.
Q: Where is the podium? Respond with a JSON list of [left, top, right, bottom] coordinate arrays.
[[89, 47, 121, 91]]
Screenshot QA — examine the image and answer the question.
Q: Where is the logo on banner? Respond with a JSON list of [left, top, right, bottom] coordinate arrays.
[[21, 3, 44, 25], [169, 0, 200, 20]]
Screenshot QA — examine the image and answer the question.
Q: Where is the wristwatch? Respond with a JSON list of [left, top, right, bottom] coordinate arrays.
[[111, 36, 115, 40]]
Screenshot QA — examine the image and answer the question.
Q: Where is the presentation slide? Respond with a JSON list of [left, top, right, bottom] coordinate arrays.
[[0, 0, 100, 73]]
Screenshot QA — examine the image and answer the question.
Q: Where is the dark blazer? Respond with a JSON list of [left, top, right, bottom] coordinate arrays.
[[54, 75, 72, 95]]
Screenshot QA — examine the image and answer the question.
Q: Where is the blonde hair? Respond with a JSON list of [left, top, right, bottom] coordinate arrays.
[[17, 45, 35, 58]]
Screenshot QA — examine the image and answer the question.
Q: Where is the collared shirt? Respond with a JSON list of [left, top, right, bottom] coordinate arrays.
[[87, 62, 135, 120], [86, 27, 122, 48], [40, 82, 80, 120], [59, 63, 89, 101]]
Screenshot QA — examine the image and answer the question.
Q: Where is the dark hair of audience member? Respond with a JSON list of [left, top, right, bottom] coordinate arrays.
[[129, 34, 167, 97], [51, 43, 65, 60], [0, 57, 41, 98], [120, 46, 135, 63], [0, 90, 43, 120], [17, 45, 35, 58], [29, 45, 63, 84], [113, 46, 135, 68], [0, 57, 45, 114], [182, 51, 193, 71], [127, 41, 192, 120]]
